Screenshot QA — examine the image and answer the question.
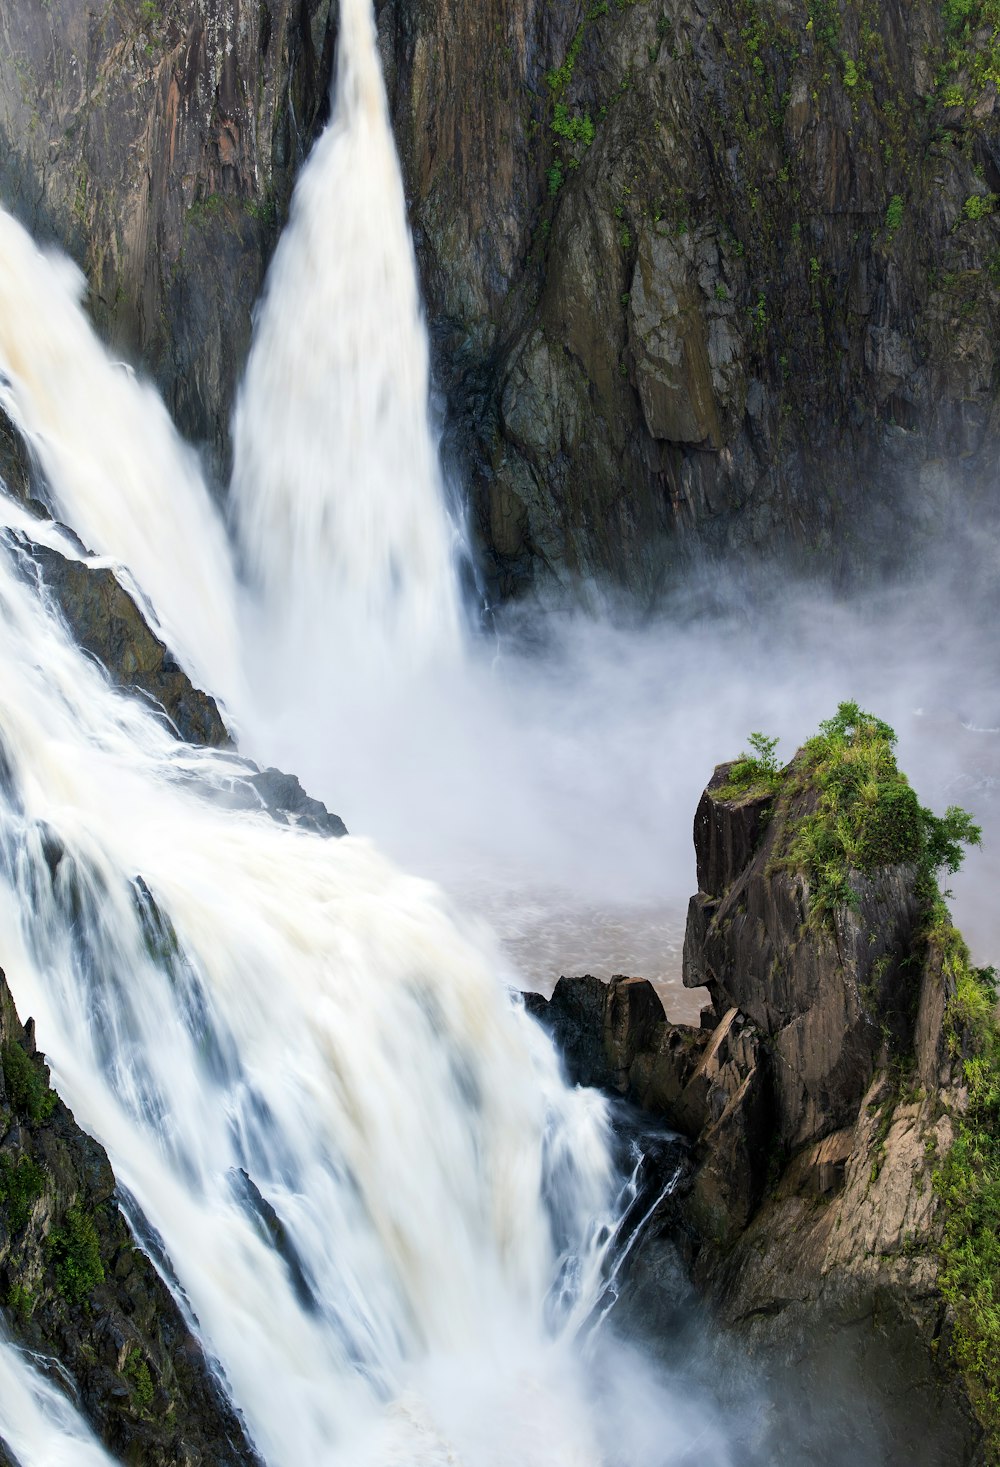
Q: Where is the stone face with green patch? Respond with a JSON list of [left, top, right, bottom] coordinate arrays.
[[0, 963, 258, 1465], [681, 705, 994, 1460]]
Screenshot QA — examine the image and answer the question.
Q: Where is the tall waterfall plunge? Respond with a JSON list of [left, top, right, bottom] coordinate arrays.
[[231, 0, 465, 688], [0, 2, 731, 1464]]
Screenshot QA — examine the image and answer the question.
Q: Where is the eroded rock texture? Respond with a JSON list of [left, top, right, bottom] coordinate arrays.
[[529, 760, 987, 1464], [379, 0, 1000, 600]]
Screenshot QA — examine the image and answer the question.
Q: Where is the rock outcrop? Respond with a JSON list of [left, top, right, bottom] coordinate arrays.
[[0, 964, 261, 1465], [26, 539, 230, 747], [529, 739, 992, 1464]]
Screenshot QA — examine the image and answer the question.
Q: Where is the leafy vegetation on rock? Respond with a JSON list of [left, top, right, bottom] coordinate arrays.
[[719, 702, 981, 921], [0, 1153, 44, 1234], [716, 730, 782, 797], [931, 908, 1000, 1451], [47, 1202, 105, 1304], [2, 1040, 56, 1123]]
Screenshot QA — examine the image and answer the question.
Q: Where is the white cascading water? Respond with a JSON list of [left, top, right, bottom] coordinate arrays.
[[0, 1, 740, 1461], [0, 215, 244, 713], [0, 532, 642, 1465], [0, 1327, 118, 1467], [230, 0, 464, 686]]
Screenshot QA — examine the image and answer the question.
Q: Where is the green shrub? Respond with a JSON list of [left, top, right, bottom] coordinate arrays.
[[931, 913, 1000, 1446], [551, 103, 595, 146], [48, 1204, 104, 1304], [123, 1350, 155, 1410], [2, 1042, 56, 1123], [0, 1154, 44, 1233], [964, 193, 997, 221], [718, 731, 782, 797], [741, 702, 980, 923]]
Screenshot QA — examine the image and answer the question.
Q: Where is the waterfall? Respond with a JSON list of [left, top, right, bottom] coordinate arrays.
[[230, 0, 464, 689], [0, 216, 243, 714], [0, 1329, 118, 1466], [0, 1, 738, 1462], [0, 532, 625, 1465]]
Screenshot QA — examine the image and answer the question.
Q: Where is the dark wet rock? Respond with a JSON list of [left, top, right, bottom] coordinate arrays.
[[530, 755, 984, 1463], [0, 407, 31, 506], [378, 0, 1000, 602], [198, 760, 347, 838], [24, 540, 229, 748], [526, 974, 693, 1098], [0, 966, 261, 1467], [684, 761, 924, 1152], [245, 768, 348, 838]]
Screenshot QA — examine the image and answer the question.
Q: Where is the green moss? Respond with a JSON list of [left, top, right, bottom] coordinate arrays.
[[930, 911, 1000, 1451], [0, 1154, 44, 1233], [5, 1281, 36, 1321], [2, 1041, 56, 1123], [123, 1349, 154, 1410], [48, 1204, 105, 1304]]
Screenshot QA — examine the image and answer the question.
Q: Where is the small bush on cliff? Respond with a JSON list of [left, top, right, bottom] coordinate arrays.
[[48, 1204, 104, 1304], [782, 702, 980, 920], [2, 1041, 56, 1123], [0, 1153, 44, 1234], [718, 731, 782, 797]]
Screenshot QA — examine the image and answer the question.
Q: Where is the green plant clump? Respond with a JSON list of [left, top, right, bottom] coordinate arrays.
[[0, 1153, 44, 1234], [931, 910, 1000, 1447], [718, 731, 782, 797], [551, 102, 595, 146], [48, 1204, 105, 1304], [2, 1041, 56, 1123], [782, 702, 980, 919], [123, 1349, 155, 1410], [964, 193, 997, 222], [885, 194, 904, 239]]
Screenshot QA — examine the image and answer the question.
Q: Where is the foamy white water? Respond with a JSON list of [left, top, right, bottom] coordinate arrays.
[[0, 1332, 118, 1467], [231, 0, 464, 686], [0, 529, 654, 1466], [0, 213, 243, 712]]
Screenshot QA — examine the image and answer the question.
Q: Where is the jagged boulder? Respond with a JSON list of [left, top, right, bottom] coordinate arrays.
[[0, 966, 260, 1466], [27, 540, 230, 748], [684, 759, 924, 1152], [529, 709, 993, 1462]]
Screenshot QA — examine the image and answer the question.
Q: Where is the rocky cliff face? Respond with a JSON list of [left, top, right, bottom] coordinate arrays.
[[0, 964, 261, 1465], [0, 0, 334, 475], [379, 0, 1000, 600], [529, 731, 994, 1464], [5, 0, 998, 600]]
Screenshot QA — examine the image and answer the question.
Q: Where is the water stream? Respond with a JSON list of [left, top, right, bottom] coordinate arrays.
[[0, 0, 722, 1461], [0, 0, 996, 1459]]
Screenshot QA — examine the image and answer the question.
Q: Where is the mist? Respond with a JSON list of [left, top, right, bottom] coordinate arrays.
[[234, 545, 1000, 1022]]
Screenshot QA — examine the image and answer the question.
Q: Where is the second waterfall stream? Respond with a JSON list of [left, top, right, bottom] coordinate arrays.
[[0, 0, 736, 1462]]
